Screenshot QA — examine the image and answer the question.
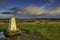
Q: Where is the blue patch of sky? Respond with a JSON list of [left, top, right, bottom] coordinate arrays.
[[0, 0, 60, 12]]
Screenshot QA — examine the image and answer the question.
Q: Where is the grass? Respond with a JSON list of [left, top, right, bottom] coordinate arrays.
[[0, 23, 60, 40], [18, 23, 60, 40]]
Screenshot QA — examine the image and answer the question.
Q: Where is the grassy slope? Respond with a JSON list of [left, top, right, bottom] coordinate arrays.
[[0, 23, 60, 40]]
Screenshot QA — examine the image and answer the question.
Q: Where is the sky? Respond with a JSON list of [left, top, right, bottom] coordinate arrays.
[[0, 0, 60, 19], [0, 0, 60, 11]]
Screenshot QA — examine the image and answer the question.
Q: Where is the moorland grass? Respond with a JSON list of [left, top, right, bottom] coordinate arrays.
[[0, 23, 60, 40]]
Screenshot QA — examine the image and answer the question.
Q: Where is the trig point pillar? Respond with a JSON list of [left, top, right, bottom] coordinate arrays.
[[8, 16, 17, 31], [4, 16, 21, 37]]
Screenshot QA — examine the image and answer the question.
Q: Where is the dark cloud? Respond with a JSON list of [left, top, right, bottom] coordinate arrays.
[[0, 0, 6, 5]]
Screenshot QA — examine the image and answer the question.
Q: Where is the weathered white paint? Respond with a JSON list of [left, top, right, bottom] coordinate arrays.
[[8, 16, 17, 31]]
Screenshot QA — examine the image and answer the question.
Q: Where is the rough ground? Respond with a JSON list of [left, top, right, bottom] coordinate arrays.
[[0, 30, 47, 40]]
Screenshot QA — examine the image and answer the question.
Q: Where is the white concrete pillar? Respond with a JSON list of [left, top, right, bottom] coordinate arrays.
[[8, 16, 17, 31]]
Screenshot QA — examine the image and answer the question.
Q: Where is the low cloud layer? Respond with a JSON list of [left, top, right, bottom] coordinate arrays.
[[0, 6, 60, 19], [0, 14, 13, 19], [46, 7, 60, 15], [24, 5, 45, 15], [22, 5, 60, 15]]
